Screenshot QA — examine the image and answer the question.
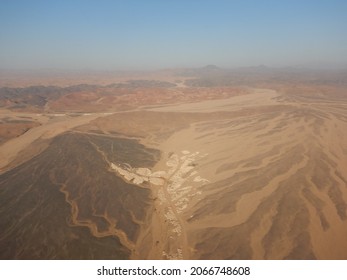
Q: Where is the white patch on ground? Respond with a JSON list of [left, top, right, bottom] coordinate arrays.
[[193, 176, 210, 183], [110, 163, 166, 186], [110, 150, 209, 249], [164, 151, 209, 214], [162, 248, 183, 260]]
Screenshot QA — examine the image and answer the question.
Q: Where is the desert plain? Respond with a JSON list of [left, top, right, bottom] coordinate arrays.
[[0, 67, 347, 259]]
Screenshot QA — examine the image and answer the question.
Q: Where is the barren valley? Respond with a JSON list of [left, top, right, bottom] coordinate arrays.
[[1, 67, 347, 259]]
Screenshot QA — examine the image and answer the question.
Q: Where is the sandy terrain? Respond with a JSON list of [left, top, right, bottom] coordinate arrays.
[[0, 132, 158, 259], [149, 88, 278, 113], [131, 88, 347, 259], [0, 111, 110, 171], [1, 82, 347, 260]]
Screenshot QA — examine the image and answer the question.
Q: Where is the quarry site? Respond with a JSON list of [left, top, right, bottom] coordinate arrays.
[[1, 66, 347, 260]]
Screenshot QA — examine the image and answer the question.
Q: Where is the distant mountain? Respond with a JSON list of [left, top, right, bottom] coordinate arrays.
[[176, 65, 224, 77], [183, 66, 347, 87]]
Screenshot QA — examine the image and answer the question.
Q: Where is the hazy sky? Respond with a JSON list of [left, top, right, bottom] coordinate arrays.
[[1, 0, 346, 70]]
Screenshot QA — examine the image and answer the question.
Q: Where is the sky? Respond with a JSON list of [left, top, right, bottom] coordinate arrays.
[[0, 0, 346, 70]]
